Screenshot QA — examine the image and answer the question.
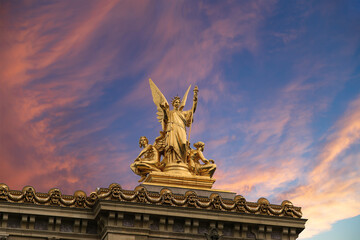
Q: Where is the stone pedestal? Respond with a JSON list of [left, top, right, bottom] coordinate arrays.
[[162, 162, 192, 175], [143, 171, 215, 189]]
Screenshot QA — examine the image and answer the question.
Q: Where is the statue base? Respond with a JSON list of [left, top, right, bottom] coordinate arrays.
[[162, 162, 192, 175], [143, 171, 216, 189]]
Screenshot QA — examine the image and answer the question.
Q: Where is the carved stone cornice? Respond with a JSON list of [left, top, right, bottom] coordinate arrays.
[[0, 183, 302, 218]]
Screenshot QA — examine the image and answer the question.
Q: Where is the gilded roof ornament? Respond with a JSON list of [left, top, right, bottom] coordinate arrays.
[[131, 79, 216, 187]]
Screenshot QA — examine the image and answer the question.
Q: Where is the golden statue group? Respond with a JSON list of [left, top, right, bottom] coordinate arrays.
[[131, 79, 216, 183]]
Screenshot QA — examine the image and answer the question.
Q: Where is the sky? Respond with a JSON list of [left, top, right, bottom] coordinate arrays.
[[0, 0, 359, 239]]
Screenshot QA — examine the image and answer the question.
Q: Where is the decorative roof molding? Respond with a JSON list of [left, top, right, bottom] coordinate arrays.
[[0, 183, 302, 218]]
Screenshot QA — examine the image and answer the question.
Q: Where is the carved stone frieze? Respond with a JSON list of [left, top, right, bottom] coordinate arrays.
[[0, 183, 302, 218]]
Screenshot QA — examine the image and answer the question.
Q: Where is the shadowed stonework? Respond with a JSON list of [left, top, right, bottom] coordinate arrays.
[[0, 183, 306, 239]]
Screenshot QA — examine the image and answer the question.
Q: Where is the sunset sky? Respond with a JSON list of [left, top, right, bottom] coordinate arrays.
[[1, 1, 359, 239]]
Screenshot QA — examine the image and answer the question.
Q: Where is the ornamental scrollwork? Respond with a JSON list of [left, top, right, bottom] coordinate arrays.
[[0, 183, 302, 219], [160, 189, 174, 205], [48, 188, 62, 206], [280, 200, 302, 218], [234, 195, 247, 213], [209, 193, 223, 210], [134, 186, 149, 203], [184, 191, 199, 207], [23, 186, 36, 203], [109, 183, 122, 199], [0, 183, 9, 200]]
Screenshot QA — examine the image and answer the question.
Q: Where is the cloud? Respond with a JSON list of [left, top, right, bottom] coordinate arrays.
[[216, 158, 302, 200], [121, 0, 275, 105], [0, 1, 276, 193], [208, 71, 315, 201], [211, 39, 359, 237], [0, 1, 142, 193], [278, 94, 360, 239], [1, 2, 359, 239]]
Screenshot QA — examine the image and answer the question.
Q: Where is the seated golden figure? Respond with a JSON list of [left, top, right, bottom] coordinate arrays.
[[188, 142, 216, 178], [131, 136, 161, 182]]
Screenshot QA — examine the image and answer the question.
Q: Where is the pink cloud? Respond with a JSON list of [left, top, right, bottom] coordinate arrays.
[[211, 94, 360, 239], [0, 1, 146, 193], [311, 97, 360, 181], [279, 94, 360, 239], [216, 158, 302, 200], [208, 58, 358, 237], [207, 83, 312, 202], [2, 3, 358, 240]]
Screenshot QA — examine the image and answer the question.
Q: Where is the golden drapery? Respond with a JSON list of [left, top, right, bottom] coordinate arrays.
[[163, 109, 192, 164]]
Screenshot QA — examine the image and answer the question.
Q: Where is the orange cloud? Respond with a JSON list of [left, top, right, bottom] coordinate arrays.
[[208, 71, 358, 238], [210, 88, 312, 200], [2, 2, 358, 239], [215, 158, 302, 200], [279, 95, 360, 239]]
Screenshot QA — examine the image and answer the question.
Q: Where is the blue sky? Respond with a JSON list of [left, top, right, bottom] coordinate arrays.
[[1, 1, 359, 239]]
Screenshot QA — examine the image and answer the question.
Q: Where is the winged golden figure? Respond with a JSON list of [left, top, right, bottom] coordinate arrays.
[[149, 79, 198, 165]]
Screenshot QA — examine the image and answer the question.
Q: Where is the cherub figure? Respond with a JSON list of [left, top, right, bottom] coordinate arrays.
[[130, 136, 161, 182], [188, 142, 216, 177]]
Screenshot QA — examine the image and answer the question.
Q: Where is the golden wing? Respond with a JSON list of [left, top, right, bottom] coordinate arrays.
[[149, 79, 169, 129], [179, 84, 191, 111]]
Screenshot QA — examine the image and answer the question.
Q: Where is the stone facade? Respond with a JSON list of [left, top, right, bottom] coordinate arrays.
[[0, 183, 306, 240]]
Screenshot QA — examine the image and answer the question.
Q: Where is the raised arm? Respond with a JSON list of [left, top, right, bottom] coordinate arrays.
[[192, 86, 198, 113]]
